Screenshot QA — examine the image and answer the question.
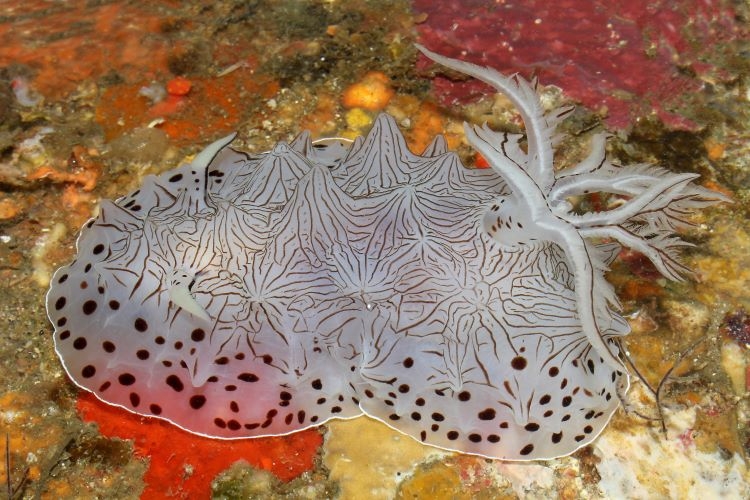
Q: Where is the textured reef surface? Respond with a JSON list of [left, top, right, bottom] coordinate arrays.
[[2, 1, 748, 498]]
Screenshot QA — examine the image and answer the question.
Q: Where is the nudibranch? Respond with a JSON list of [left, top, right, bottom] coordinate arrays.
[[46, 46, 726, 460]]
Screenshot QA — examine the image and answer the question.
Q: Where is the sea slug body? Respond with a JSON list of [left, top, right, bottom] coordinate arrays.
[[46, 46, 727, 460]]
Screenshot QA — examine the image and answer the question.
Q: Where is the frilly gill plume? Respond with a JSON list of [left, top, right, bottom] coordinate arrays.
[[45, 46, 727, 461], [417, 44, 729, 371]]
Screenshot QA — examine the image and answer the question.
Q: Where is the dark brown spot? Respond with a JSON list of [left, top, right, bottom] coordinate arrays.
[[562, 396, 572, 407], [214, 418, 227, 429], [478, 408, 496, 420], [403, 357, 414, 368], [55, 297, 66, 310], [82, 300, 97, 315], [99, 381, 111, 392], [552, 432, 563, 443], [487, 434, 501, 443], [102, 341, 116, 352], [56, 317, 67, 327], [511, 356, 527, 370], [525, 423, 540, 432], [189, 395, 206, 409], [230, 401, 239, 412], [519, 444, 534, 456], [73, 337, 87, 350], [415, 397, 425, 406], [364, 389, 374, 398], [81, 365, 96, 378], [331, 406, 342, 414], [398, 384, 410, 393], [539, 394, 552, 405], [280, 391, 292, 401], [311, 379, 323, 390], [388, 414, 400, 421], [93, 244, 105, 255], [214, 357, 229, 365], [227, 420, 241, 431], [59, 330, 70, 340], [575, 435, 585, 442], [150, 404, 162, 415], [584, 425, 593, 434], [457, 391, 471, 402], [260, 419, 272, 429], [118, 373, 135, 386], [191, 328, 205, 342], [548, 366, 559, 377], [238, 373, 259, 383], [447, 431, 459, 440], [58, 274, 68, 284], [411, 412, 421, 421], [431, 412, 445, 422], [155, 336, 165, 345], [108, 300, 120, 310], [166, 374, 184, 392], [136, 349, 150, 360], [134, 318, 148, 332], [169, 173, 183, 182], [262, 354, 273, 364], [468, 433, 482, 443]]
